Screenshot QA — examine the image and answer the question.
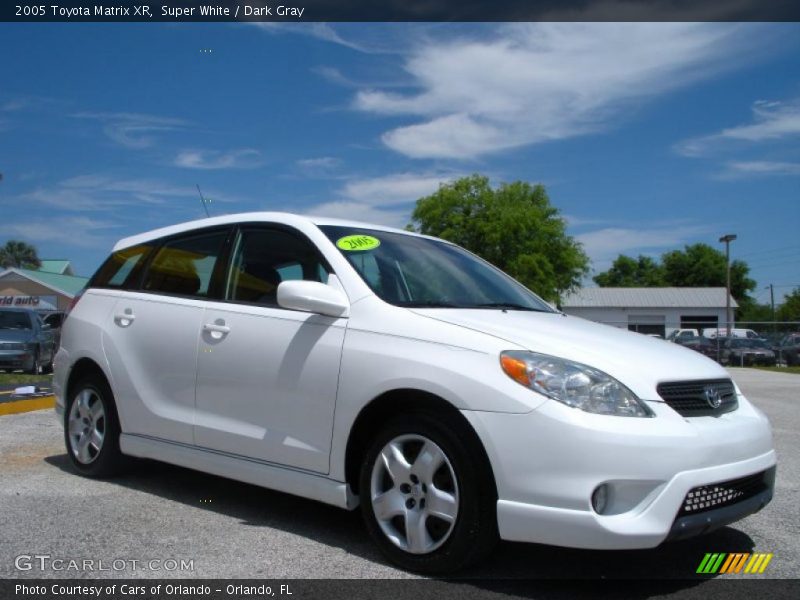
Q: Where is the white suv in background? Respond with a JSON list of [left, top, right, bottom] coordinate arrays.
[[54, 213, 776, 573]]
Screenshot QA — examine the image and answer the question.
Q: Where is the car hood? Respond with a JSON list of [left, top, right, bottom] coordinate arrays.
[[411, 309, 731, 401], [0, 330, 34, 343]]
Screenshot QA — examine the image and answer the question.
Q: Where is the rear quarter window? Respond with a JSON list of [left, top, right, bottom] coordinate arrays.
[[90, 244, 155, 289]]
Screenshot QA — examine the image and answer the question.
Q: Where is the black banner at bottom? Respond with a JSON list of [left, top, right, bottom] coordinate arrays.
[[3, 579, 800, 600]]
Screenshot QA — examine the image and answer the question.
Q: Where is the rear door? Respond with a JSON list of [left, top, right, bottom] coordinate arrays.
[[194, 225, 346, 474], [101, 228, 231, 444]]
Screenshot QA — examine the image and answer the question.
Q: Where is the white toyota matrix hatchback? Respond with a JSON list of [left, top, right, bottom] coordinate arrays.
[[54, 213, 776, 573]]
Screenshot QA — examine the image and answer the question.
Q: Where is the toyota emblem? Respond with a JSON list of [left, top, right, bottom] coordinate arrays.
[[704, 385, 722, 409]]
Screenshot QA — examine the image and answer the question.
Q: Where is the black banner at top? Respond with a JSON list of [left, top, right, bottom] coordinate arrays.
[[3, 0, 800, 22]]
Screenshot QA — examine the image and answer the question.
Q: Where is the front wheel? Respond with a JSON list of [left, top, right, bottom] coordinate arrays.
[[26, 352, 41, 375], [64, 374, 127, 478], [359, 413, 497, 573]]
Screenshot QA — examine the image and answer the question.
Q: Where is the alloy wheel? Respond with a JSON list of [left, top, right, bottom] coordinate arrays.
[[369, 434, 459, 554], [67, 388, 106, 464]]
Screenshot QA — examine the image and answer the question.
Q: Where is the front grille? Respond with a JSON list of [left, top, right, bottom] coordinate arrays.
[[679, 470, 771, 516], [657, 379, 737, 417]]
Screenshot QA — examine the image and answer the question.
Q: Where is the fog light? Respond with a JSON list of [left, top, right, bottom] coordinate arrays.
[[592, 484, 609, 514]]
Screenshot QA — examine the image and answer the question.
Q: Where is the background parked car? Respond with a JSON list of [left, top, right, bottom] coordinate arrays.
[[673, 335, 719, 361], [666, 328, 699, 342], [702, 328, 760, 339], [720, 338, 777, 367], [0, 308, 56, 374], [774, 333, 800, 366]]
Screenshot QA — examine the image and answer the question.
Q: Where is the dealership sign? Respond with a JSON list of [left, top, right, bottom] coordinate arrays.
[[0, 295, 58, 311]]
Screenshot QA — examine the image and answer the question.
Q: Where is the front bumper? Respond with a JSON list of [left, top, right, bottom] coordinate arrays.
[[0, 350, 34, 371], [462, 393, 776, 550]]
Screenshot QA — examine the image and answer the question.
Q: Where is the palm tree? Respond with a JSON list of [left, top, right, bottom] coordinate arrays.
[[0, 240, 42, 269]]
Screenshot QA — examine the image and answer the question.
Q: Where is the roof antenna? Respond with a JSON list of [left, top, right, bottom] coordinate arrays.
[[196, 184, 211, 218]]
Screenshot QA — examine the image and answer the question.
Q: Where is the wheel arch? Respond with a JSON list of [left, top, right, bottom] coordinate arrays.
[[65, 358, 121, 429], [344, 388, 498, 499], [66, 358, 110, 397]]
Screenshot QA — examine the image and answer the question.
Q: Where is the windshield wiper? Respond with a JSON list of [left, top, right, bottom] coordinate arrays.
[[466, 302, 552, 312]]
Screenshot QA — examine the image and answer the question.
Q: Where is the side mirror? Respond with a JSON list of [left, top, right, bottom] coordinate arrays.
[[277, 280, 349, 318]]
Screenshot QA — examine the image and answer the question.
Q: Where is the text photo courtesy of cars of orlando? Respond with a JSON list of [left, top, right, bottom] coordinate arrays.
[[48, 212, 777, 573]]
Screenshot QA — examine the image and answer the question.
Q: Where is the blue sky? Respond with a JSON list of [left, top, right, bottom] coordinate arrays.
[[1, 23, 798, 305]]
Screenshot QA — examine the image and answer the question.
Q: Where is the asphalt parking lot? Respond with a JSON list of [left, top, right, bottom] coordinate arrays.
[[0, 368, 797, 587]]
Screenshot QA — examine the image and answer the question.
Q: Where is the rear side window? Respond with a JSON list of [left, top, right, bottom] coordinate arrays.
[[91, 244, 154, 289], [142, 231, 228, 298]]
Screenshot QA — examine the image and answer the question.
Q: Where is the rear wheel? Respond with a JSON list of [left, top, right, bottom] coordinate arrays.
[[64, 374, 127, 478], [359, 412, 497, 573]]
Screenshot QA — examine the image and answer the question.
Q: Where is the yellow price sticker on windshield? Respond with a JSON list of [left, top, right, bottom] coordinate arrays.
[[336, 235, 381, 251]]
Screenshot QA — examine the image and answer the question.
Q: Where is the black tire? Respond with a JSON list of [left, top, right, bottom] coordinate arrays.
[[26, 351, 41, 375], [359, 412, 498, 574], [64, 373, 128, 478]]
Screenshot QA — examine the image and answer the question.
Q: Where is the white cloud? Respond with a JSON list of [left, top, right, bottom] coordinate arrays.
[[353, 23, 759, 159], [19, 175, 199, 211], [721, 160, 800, 177], [339, 172, 455, 205], [301, 171, 457, 228], [303, 201, 410, 229], [1, 99, 28, 112], [0, 216, 117, 249], [72, 111, 187, 149], [295, 156, 341, 173], [174, 148, 263, 170], [676, 99, 800, 157], [577, 224, 711, 269], [251, 23, 368, 53]]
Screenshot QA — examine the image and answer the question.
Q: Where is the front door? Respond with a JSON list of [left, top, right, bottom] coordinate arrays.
[[194, 226, 346, 474]]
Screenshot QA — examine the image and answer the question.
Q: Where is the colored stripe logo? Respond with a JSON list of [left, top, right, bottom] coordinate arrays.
[[697, 553, 773, 574]]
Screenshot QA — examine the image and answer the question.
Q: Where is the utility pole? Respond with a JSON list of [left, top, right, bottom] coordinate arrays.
[[767, 284, 775, 332], [719, 234, 737, 334]]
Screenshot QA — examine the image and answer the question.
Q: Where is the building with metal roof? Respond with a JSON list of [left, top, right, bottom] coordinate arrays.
[[0, 260, 88, 313], [560, 287, 737, 337]]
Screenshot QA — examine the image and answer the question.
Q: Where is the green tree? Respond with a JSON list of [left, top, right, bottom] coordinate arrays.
[[777, 288, 800, 322], [409, 175, 589, 301], [595, 243, 756, 307], [0, 240, 41, 269], [593, 255, 664, 287], [737, 301, 773, 323], [660, 243, 754, 301]]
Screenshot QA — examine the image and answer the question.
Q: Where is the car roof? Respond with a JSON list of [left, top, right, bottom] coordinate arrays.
[[112, 211, 431, 251]]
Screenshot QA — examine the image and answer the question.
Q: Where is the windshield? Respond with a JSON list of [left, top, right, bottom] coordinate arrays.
[[320, 226, 555, 312], [0, 310, 33, 330]]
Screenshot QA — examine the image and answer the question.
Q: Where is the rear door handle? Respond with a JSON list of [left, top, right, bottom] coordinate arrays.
[[203, 322, 230, 340], [114, 309, 135, 327]]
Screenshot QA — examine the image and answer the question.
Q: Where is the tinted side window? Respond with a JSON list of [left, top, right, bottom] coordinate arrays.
[[226, 228, 330, 307], [142, 231, 228, 298], [91, 244, 154, 289]]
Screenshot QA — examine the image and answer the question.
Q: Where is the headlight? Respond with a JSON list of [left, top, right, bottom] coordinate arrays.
[[500, 350, 653, 417]]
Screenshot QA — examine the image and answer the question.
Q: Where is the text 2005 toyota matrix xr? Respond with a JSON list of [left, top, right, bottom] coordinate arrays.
[[53, 212, 776, 573]]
